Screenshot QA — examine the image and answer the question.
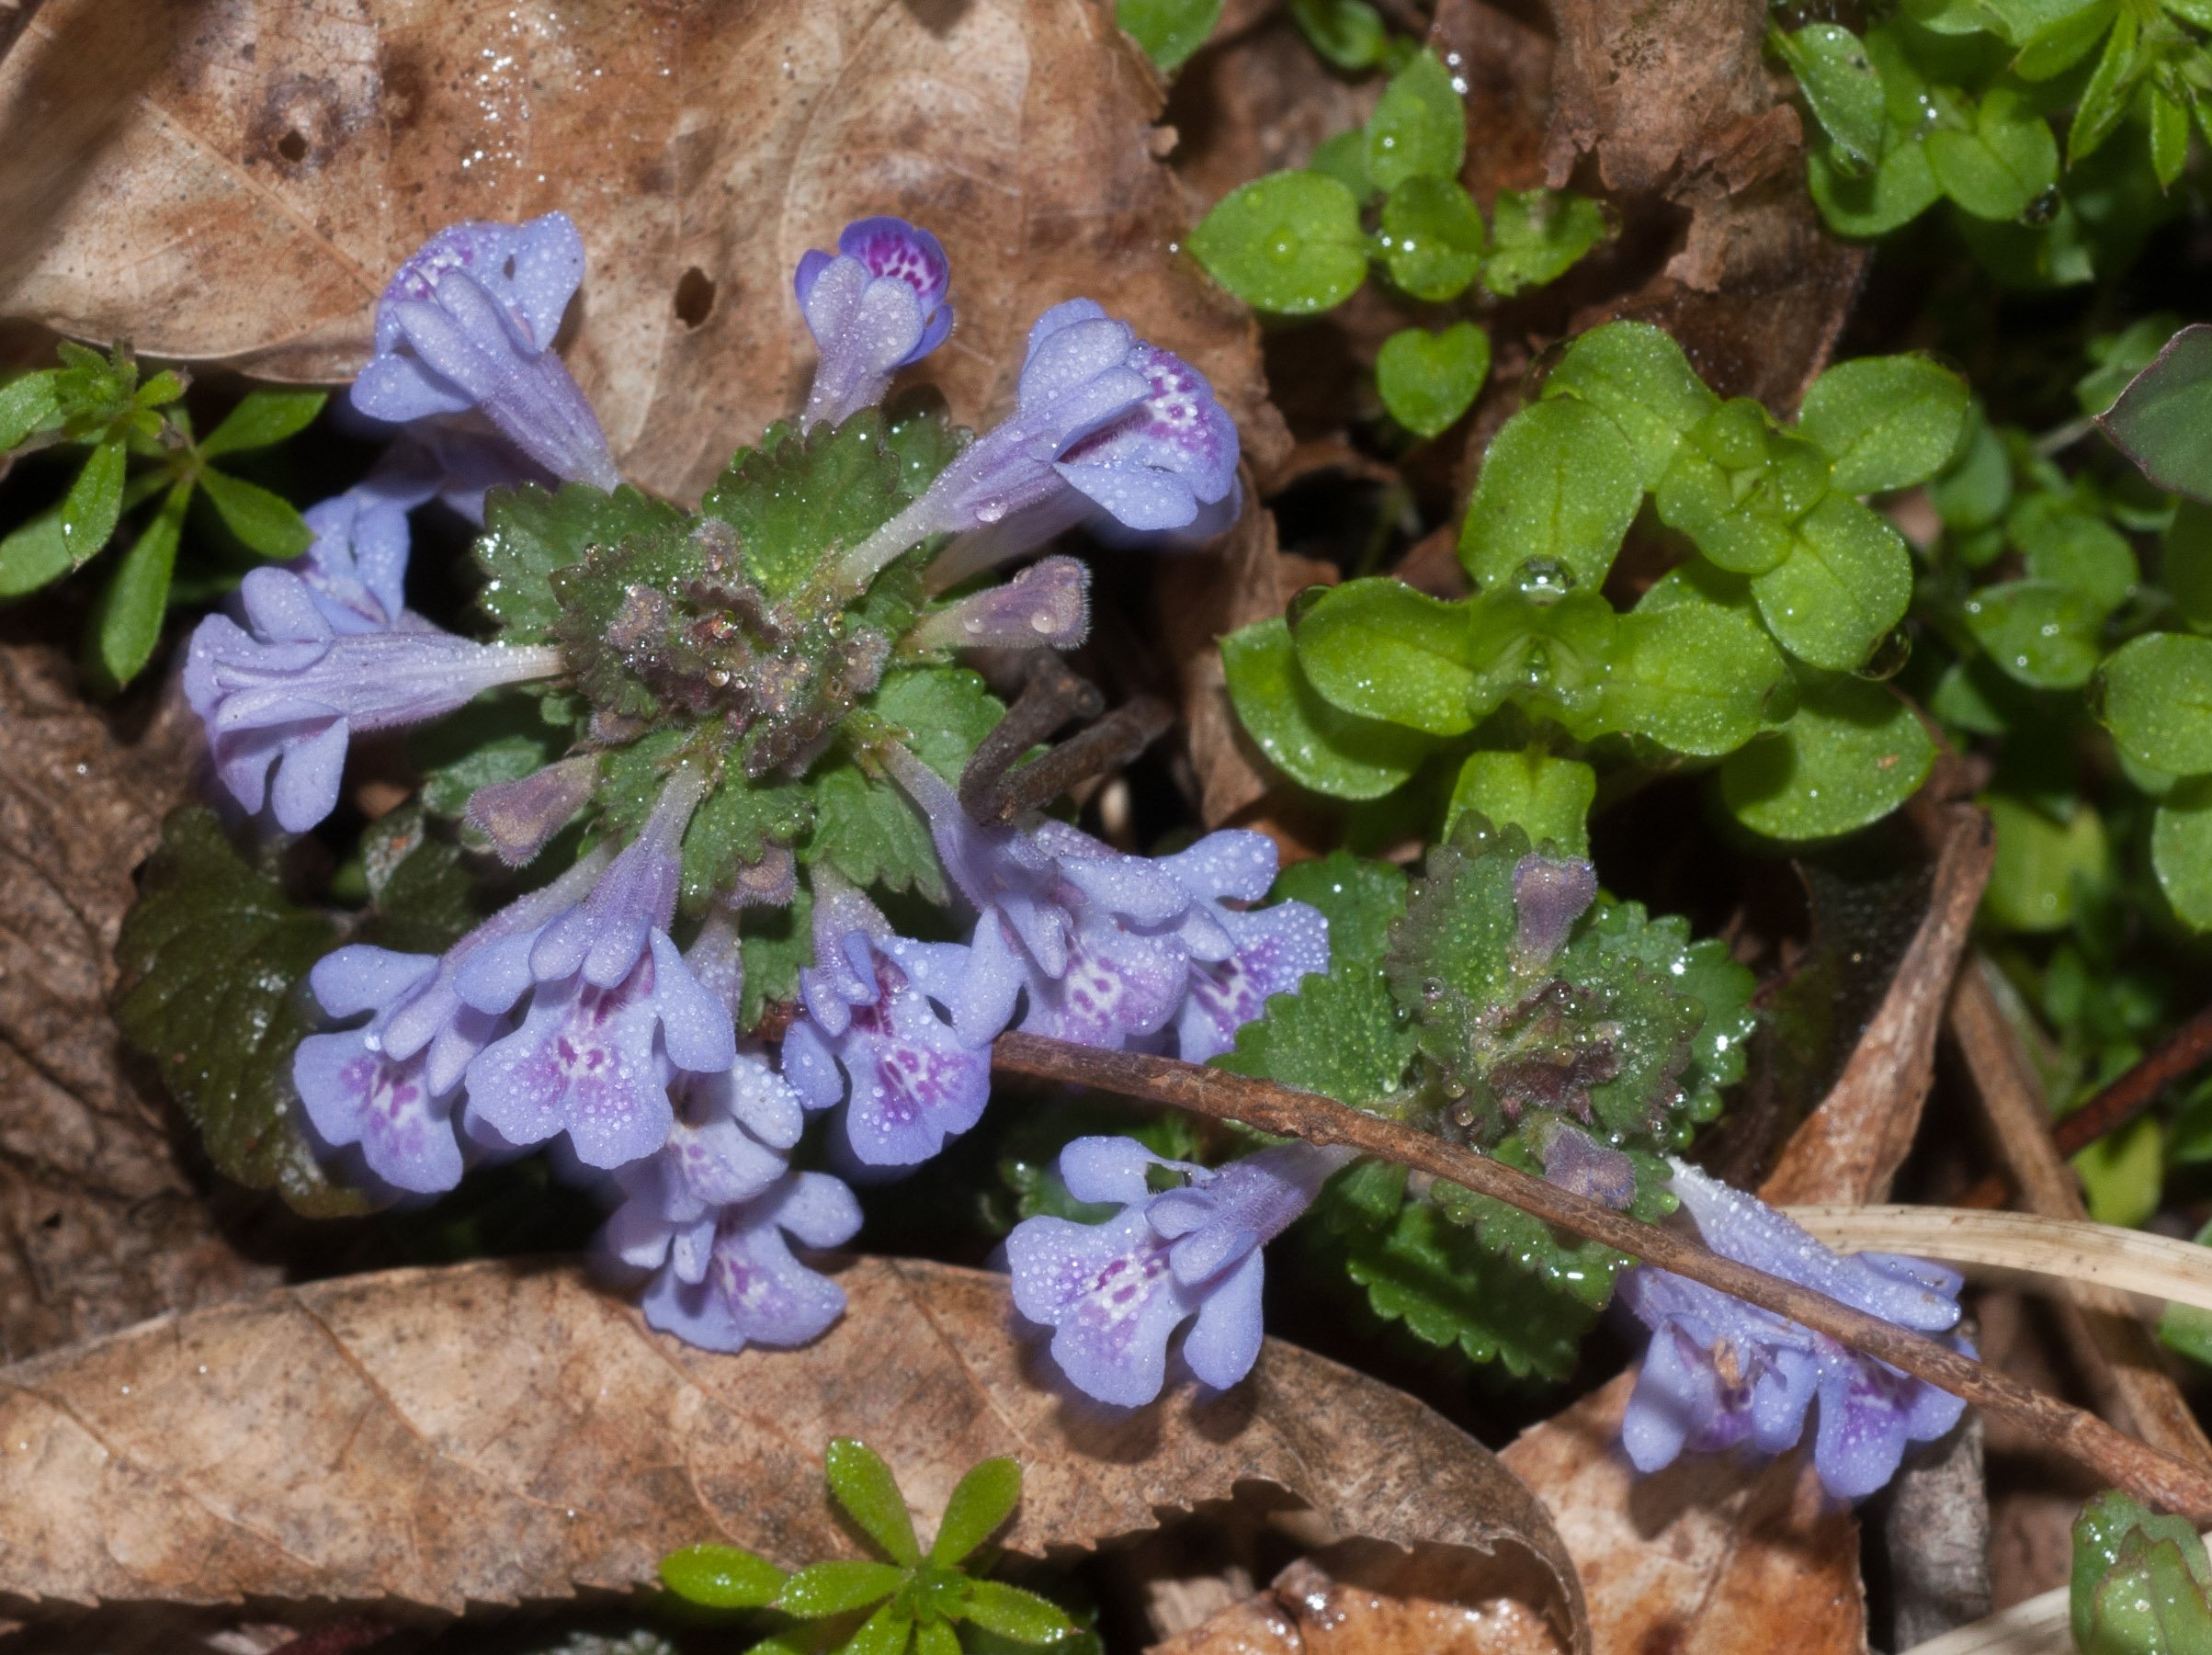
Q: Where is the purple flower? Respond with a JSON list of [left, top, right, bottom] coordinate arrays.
[[777, 879, 994, 1167], [796, 217, 954, 432], [640, 1171, 863, 1353], [292, 848, 611, 1193], [460, 770, 737, 1169], [603, 1049, 806, 1281], [184, 567, 563, 833], [905, 555, 1092, 653], [1150, 830, 1328, 1062], [350, 213, 620, 493], [919, 314, 1244, 591], [1054, 334, 1240, 535], [886, 751, 1193, 1052], [293, 472, 430, 635], [1617, 1162, 1969, 1500], [833, 300, 1157, 589], [1007, 1137, 1354, 1405]]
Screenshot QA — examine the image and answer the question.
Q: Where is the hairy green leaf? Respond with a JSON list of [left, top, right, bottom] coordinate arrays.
[[1221, 618, 1429, 799], [1378, 176, 1484, 300], [1444, 748, 1594, 854], [1366, 51, 1465, 190], [1459, 399, 1644, 592], [1798, 354, 1971, 493], [477, 482, 685, 642], [113, 809, 371, 1218], [2099, 631, 2212, 774], [1540, 321, 1719, 487], [199, 389, 327, 459], [1293, 577, 1479, 735], [1720, 671, 1936, 840], [1481, 188, 1607, 296], [1376, 323, 1490, 438], [659, 1543, 788, 1609], [1191, 172, 1368, 315]]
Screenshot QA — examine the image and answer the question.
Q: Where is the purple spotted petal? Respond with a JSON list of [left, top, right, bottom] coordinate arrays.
[[1171, 900, 1328, 1062], [293, 1028, 463, 1195], [1009, 1209, 1188, 1407], [796, 218, 954, 430], [464, 960, 674, 1171], [640, 1172, 861, 1352]]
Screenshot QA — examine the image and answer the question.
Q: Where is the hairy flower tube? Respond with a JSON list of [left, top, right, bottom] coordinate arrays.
[[460, 769, 738, 1169], [184, 567, 564, 833], [796, 216, 954, 432], [350, 213, 620, 492], [292, 847, 612, 1194], [1008, 1136, 1355, 1405], [1617, 1161, 1969, 1499], [835, 300, 1238, 591]]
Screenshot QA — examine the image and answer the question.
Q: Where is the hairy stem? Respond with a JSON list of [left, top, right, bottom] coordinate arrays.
[[989, 1032, 2212, 1519]]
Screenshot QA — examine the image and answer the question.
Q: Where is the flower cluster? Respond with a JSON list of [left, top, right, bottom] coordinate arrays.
[[176, 209, 1309, 1372], [1617, 1161, 1970, 1500]]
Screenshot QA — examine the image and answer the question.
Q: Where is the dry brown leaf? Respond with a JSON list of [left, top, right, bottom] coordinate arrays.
[[0, 637, 276, 1365], [1541, 0, 1772, 196], [1151, 1553, 1567, 1654], [0, 1253, 1586, 1647], [1536, 0, 1863, 416], [0, 0, 1288, 501]]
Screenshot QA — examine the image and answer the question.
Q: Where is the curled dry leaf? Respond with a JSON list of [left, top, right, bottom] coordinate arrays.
[[0, 1254, 1586, 1651], [0, 639, 276, 1365], [0, 0, 1288, 499]]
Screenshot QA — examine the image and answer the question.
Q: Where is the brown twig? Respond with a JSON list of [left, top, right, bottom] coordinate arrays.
[[1956, 998, 2212, 1211], [1946, 959, 2212, 1470], [990, 1031, 2212, 1518]]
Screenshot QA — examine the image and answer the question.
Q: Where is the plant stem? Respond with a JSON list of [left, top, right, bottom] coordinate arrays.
[[1956, 998, 2212, 1211], [990, 1031, 2212, 1519]]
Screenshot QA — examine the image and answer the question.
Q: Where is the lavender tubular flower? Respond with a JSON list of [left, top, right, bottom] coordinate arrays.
[[1151, 829, 1328, 1062], [292, 847, 611, 1194], [833, 302, 1157, 590], [185, 567, 563, 833], [1008, 1137, 1354, 1405], [350, 213, 620, 492], [604, 1050, 806, 1283], [887, 750, 1194, 1053], [1617, 1161, 1969, 1500], [921, 315, 1243, 592], [796, 217, 954, 432], [777, 879, 993, 1167], [294, 472, 430, 635], [640, 1170, 863, 1353], [904, 555, 1091, 653], [461, 770, 737, 1169]]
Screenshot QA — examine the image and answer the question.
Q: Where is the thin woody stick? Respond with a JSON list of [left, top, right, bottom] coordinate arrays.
[[989, 1031, 2212, 1520]]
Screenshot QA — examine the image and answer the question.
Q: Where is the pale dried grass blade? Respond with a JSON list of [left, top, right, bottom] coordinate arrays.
[[1896, 1585, 2069, 1655], [1787, 1206, 2212, 1320]]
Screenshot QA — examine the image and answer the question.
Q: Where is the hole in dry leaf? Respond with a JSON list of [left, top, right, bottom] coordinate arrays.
[[276, 128, 308, 164], [674, 266, 716, 328]]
